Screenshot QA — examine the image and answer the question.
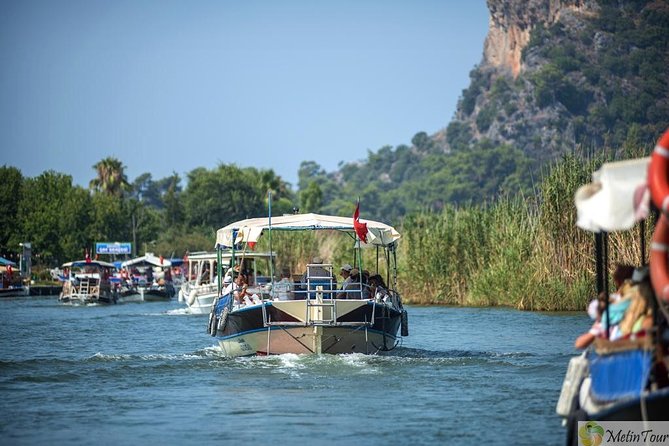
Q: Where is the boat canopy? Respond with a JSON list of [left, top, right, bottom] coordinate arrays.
[[575, 157, 650, 233], [215, 213, 401, 248], [0, 256, 17, 267], [62, 259, 117, 269], [121, 253, 172, 268], [186, 251, 275, 261]]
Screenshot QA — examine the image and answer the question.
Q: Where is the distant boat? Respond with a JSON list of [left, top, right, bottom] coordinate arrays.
[[179, 250, 274, 315], [120, 253, 175, 302], [0, 256, 27, 297], [207, 212, 408, 357], [58, 259, 118, 304]]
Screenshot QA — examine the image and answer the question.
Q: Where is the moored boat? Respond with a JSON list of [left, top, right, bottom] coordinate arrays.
[[58, 259, 119, 304], [207, 211, 408, 357], [557, 132, 669, 444], [0, 256, 27, 297]]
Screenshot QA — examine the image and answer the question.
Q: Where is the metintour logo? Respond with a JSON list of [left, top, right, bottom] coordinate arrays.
[[577, 421, 669, 445], [579, 421, 604, 446]]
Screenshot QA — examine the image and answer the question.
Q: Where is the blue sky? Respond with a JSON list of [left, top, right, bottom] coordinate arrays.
[[1, 0, 489, 189]]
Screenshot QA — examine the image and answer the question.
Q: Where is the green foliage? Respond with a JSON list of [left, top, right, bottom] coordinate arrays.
[[89, 157, 130, 197], [15, 171, 93, 265], [476, 104, 497, 132], [0, 166, 23, 252], [446, 122, 473, 151], [182, 165, 265, 229], [300, 181, 323, 213], [523, 0, 669, 145], [398, 149, 649, 310]]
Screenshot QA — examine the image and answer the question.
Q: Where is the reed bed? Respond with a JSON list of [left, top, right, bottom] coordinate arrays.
[[397, 152, 652, 311]]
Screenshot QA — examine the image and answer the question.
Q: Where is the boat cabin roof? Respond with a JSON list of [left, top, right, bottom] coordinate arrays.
[[121, 253, 172, 268], [186, 251, 275, 262], [215, 212, 401, 248], [62, 260, 117, 269]]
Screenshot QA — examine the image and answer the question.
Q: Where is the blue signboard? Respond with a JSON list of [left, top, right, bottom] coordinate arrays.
[[96, 242, 132, 255]]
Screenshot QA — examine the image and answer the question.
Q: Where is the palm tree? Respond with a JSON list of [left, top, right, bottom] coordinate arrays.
[[89, 157, 130, 197]]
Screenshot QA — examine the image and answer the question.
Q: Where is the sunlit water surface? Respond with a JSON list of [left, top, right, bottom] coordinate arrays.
[[0, 297, 589, 445]]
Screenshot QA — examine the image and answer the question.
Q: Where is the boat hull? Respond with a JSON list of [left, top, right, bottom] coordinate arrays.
[[119, 284, 175, 302], [187, 295, 216, 315], [181, 285, 217, 315], [58, 290, 117, 305], [142, 287, 174, 302], [214, 299, 403, 357]]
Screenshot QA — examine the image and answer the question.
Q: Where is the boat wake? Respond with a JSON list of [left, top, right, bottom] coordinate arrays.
[[163, 307, 192, 316]]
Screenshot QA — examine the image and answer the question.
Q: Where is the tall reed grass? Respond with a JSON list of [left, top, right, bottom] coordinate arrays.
[[398, 151, 653, 311]]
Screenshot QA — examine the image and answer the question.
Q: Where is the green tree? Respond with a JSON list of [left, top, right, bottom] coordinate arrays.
[[163, 172, 184, 227], [0, 166, 23, 253], [300, 181, 323, 213], [15, 171, 92, 265], [182, 164, 265, 229], [90, 157, 131, 197]]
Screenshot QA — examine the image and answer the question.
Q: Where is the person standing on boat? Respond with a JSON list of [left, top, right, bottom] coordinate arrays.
[[335, 264, 353, 299]]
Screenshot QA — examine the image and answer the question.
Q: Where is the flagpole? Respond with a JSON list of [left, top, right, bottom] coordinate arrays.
[[268, 191, 274, 287]]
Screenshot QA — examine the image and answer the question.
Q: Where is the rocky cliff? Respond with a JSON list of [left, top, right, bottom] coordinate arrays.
[[434, 0, 668, 162], [303, 0, 669, 222]]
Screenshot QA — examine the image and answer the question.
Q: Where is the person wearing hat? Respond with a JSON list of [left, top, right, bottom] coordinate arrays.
[[336, 264, 353, 299]]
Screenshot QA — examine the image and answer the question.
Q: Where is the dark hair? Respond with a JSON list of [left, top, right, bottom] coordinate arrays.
[[613, 264, 635, 287], [369, 274, 387, 289]]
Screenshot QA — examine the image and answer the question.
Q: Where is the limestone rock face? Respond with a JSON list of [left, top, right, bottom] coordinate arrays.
[[483, 0, 590, 77], [432, 0, 624, 162]]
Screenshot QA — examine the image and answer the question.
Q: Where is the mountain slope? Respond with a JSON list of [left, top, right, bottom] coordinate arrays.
[[299, 0, 669, 223]]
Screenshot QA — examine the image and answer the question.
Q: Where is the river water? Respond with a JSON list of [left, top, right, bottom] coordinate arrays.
[[0, 296, 589, 445]]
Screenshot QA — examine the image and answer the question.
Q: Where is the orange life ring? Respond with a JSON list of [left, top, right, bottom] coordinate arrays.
[[648, 128, 669, 213], [651, 213, 669, 302]]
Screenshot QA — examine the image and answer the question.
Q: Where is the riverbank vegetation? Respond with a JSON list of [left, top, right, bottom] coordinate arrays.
[[0, 142, 654, 310], [399, 149, 653, 310]]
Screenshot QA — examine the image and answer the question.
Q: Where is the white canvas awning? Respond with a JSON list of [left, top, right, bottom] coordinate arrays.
[[62, 260, 117, 269], [575, 157, 650, 233], [121, 253, 172, 268], [215, 213, 401, 248]]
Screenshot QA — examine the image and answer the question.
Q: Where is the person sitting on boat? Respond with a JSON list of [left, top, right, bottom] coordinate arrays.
[[609, 263, 635, 302], [341, 268, 363, 299], [200, 263, 210, 284], [575, 265, 650, 349], [612, 266, 654, 340], [361, 270, 371, 299], [272, 269, 293, 301], [368, 274, 390, 302], [232, 273, 250, 305], [335, 264, 353, 299], [574, 293, 607, 349]]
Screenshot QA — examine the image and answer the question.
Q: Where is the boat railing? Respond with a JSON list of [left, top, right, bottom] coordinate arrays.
[[262, 285, 376, 328]]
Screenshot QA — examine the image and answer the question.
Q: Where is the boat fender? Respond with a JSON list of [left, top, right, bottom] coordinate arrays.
[[648, 128, 669, 213], [650, 213, 669, 302], [400, 310, 409, 337], [187, 289, 198, 306], [207, 311, 218, 336], [217, 307, 229, 333]]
